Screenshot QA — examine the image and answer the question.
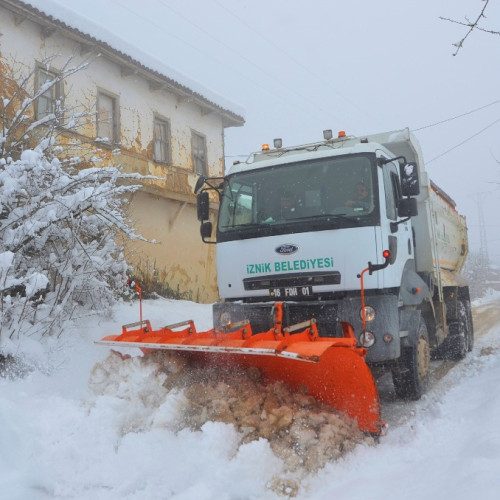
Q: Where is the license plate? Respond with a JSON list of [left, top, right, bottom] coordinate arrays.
[[269, 286, 312, 298]]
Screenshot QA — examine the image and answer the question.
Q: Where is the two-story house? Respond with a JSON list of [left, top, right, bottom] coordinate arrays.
[[0, 0, 244, 302]]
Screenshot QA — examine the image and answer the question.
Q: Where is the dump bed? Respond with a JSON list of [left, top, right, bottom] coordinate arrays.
[[428, 182, 468, 285]]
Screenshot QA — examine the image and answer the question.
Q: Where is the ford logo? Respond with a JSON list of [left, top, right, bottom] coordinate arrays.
[[275, 244, 299, 255]]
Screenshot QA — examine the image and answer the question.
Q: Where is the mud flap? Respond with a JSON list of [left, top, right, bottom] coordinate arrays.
[[399, 309, 422, 349]]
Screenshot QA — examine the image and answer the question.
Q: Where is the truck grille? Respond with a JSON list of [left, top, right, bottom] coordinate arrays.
[[213, 301, 342, 338], [243, 271, 341, 291]]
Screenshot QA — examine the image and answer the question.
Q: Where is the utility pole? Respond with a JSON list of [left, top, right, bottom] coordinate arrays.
[[476, 194, 490, 296], [477, 194, 490, 265]]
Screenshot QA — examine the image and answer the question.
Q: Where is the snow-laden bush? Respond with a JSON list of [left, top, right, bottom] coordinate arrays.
[[0, 142, 144, 341], [0, 54, 145, 348]]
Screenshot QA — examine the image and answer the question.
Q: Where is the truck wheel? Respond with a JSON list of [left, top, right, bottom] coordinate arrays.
[[392, 317, 430, 400]]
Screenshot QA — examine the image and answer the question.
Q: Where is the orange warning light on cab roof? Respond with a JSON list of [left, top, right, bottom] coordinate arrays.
[[261, 144, 270, 151]]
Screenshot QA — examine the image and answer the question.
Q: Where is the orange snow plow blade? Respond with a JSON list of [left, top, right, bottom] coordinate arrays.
[[96, 303, 381, 434]]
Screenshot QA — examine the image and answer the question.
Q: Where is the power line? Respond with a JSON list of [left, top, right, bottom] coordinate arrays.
[[212, 0, 372, 122], [111, 0, 355, 126], [155, 0, 351, 123], [413, 99, 500, 131], [425, 117, 500, 164], [106, 1, 283, 106]]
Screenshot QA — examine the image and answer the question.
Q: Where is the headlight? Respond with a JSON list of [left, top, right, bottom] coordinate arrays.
[[219, 311, 232, 327], [360, 305, 376, 322], [359, 331, 375, 348]]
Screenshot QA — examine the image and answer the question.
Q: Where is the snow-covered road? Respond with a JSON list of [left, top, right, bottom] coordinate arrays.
[[1, 294, 500, 499], [305, 295, 500, 499], [377, 297, 499, 430]]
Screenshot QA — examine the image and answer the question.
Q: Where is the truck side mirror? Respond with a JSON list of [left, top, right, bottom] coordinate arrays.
[[197, 191, 210, 221], [200, 221, 213, 242], [398, 197, 418, 218], [400, 162, 420, 197], [194, 175, 206, 194]]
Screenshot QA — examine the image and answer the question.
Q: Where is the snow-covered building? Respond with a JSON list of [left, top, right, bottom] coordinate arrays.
[[0, 0, 244, 302]]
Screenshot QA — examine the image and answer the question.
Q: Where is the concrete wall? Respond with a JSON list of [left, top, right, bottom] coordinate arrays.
[[124, 191, 218, 302]]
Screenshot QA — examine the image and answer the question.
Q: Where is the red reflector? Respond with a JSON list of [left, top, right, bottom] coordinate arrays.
[[383, 250, 390, 259]]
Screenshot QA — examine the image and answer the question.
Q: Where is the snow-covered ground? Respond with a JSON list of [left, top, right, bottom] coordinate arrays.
[[1, 293, 500, 499]]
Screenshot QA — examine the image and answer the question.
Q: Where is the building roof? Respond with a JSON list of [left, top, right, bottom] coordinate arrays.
[[1, 0, 245, 128]]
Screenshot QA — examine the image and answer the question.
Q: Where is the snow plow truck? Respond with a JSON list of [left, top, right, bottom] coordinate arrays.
[[98, 128, 472, 435]]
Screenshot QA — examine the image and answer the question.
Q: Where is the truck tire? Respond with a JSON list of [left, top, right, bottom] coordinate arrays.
[[392, 317, 430, 400]]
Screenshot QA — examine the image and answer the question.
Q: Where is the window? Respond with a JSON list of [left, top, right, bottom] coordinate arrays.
[[191, 131, 207, 175], [153, 117, 171, 164], [391, 172, 402, 205], [217, 154, 379, 241], [383, 163, 401, 221], [97, 91, 119, 143], [35, 66, 62, 121]]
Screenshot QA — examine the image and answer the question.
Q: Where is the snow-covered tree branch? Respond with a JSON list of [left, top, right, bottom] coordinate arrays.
[[0, 55, 145, 346], [441, 0, 500, 56]]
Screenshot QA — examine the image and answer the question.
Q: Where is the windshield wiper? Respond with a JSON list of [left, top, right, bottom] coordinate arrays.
[[286, 213, 362, 225], [220, 213, 361, 232], [320, 213, 361, 223]]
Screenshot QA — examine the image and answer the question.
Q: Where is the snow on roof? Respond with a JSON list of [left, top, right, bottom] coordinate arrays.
[[4, 0, 245, 126]]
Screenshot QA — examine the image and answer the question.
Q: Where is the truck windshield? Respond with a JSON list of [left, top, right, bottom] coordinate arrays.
[[218, 154, 379, 239]]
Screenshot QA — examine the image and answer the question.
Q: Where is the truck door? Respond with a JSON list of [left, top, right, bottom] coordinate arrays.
[[381, 161, 413, 288]]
